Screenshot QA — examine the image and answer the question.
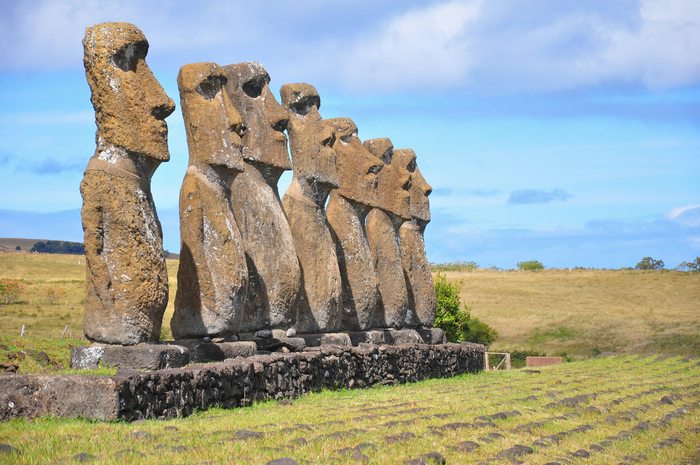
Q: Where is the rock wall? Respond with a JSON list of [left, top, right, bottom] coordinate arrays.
[[1, 343, 484, 421]]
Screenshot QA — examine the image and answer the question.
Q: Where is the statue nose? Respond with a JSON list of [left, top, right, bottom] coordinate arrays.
[[151, 96, 175, 119]]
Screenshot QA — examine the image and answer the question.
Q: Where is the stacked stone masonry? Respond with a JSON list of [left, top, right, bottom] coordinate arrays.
[[1, 343, 485, 421]]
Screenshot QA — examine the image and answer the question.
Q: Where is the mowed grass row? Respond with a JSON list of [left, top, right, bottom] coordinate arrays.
[[2, 253, 699, 360], [1, 356, 698, 464]]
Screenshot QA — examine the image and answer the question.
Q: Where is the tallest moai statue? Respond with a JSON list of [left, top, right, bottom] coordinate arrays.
[[80, 23, 175, 344]]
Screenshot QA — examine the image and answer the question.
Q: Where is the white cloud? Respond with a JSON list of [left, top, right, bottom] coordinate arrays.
[[666, 204, 700, 227], [1, 0, 699, 93], [336, 0, 483, 90]]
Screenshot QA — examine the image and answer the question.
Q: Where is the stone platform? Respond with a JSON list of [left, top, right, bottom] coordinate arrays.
[[70, 328, 447, 371], [1, 342, 483, 421]]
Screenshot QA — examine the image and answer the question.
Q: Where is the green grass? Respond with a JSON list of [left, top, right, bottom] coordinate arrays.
[[1, 356, 699, 464]]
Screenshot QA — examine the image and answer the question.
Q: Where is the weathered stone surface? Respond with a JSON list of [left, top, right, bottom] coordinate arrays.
[[70, 346, 105, 369], [364, 138, 413, 328], [0, 375, 118, 420], [175, 340, 256, 362], [394, 148, 435, 327], [224, 63, 301, 332], [2, 343, 484, 421], [324, 117, 383, 331], [171, 62, 248, 339], [327, 193, 379, 330], [254, 337, 306, 353], [348, 330, 389, 346], [366, 208, 410, 328], [399, 221, 435, 326], [280, 83, 341, 333], [388, 329, 425, 345], [71, 344, 190, 370], [417, 327, 446, 345], [81, 23, 174, 344], [300, 333, 352, 347]]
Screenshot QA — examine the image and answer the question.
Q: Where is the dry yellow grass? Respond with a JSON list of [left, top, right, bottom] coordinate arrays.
[[441, 269, 700, 356]]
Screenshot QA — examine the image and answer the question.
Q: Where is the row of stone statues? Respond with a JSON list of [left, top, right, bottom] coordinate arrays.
[[81, 23, 435, 345]]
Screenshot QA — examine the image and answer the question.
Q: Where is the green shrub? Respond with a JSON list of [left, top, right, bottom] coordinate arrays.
[[434, 273, 497, 345], [635, 257, 664, 270], [517, 260, 544, 271]]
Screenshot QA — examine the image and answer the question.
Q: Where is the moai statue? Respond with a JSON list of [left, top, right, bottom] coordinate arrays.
[[393, 149, 436, 327], [324, 118, 384, 331], [171, 63, 248, 339], [223, 63, 301, 332], [280, 83, 342, 333], [81, 22, 175, 344], [364, 138, 413, 328]]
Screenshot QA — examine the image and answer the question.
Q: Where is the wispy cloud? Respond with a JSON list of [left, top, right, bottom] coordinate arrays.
[[508, 188, 572, 205], [433, 187, 500, 197], [666, 204, 700, 227], [17, 158, 84, 175]]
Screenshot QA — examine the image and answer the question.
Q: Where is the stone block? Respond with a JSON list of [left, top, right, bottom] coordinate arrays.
[[254, 338, 306, 353], [387, 329, 425, 345], [300, 333, 352, 347], [417, 327, 446, 344], [101, 344, 189, 370], [175, 340, 255, 362], [0, 375, 118, 420], [71, 344, 190, 370], [348, 330, 388, 346]]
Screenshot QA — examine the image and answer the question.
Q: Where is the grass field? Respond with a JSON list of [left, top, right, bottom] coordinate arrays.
[[1, 356, 699, 464], [1, 253, 699, 374], [444, 269, 700, 358]]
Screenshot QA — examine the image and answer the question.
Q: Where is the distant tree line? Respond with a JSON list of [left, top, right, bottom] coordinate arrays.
[[30, 240, 85, 255]]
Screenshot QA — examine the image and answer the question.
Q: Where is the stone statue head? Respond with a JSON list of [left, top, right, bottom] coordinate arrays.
[[393, 149, 432, 223], [364, 138, 411, 220], [223, 62, 291, 177], [280, 83, 338, 189], [177, 62, 245, 172], [324, 118, 383, 207], [83, 22, 175, 161]]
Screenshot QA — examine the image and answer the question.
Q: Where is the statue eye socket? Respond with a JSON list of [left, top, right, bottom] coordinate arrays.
[[290, 96, 320, 116], [408, 160, 417, 172], [368, 164, 382, 174], [196, 75, 226, 100], [110, 41, 147, 72], [242, 75, 268, 98], [322, 133, 335, 147], [340, 134, 352, 143]]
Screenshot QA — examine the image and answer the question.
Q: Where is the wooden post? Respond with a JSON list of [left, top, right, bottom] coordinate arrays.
[[20, 324, 26, 337], [484, 352, 490, 370], [61, 325, 69, 338], [505, 353, 511, 370]]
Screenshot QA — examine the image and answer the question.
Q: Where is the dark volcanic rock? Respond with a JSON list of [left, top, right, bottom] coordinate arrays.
[[385, 432, 416, 443], [497, 444, 534, 460], [267, 459, 299, 465], [0, 443, 19, 454], [406, 452, 446, 465], [452, 440, 480, 452], [231, 429, 264, 440], [73, 452, 96, 462]]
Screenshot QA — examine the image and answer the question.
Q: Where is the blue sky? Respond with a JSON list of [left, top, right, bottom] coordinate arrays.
[[0, 0, 698, 268]]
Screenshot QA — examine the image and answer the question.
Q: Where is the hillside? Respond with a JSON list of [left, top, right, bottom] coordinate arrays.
[[444, 269, 700, 357], [0, 254, 698, 358]]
